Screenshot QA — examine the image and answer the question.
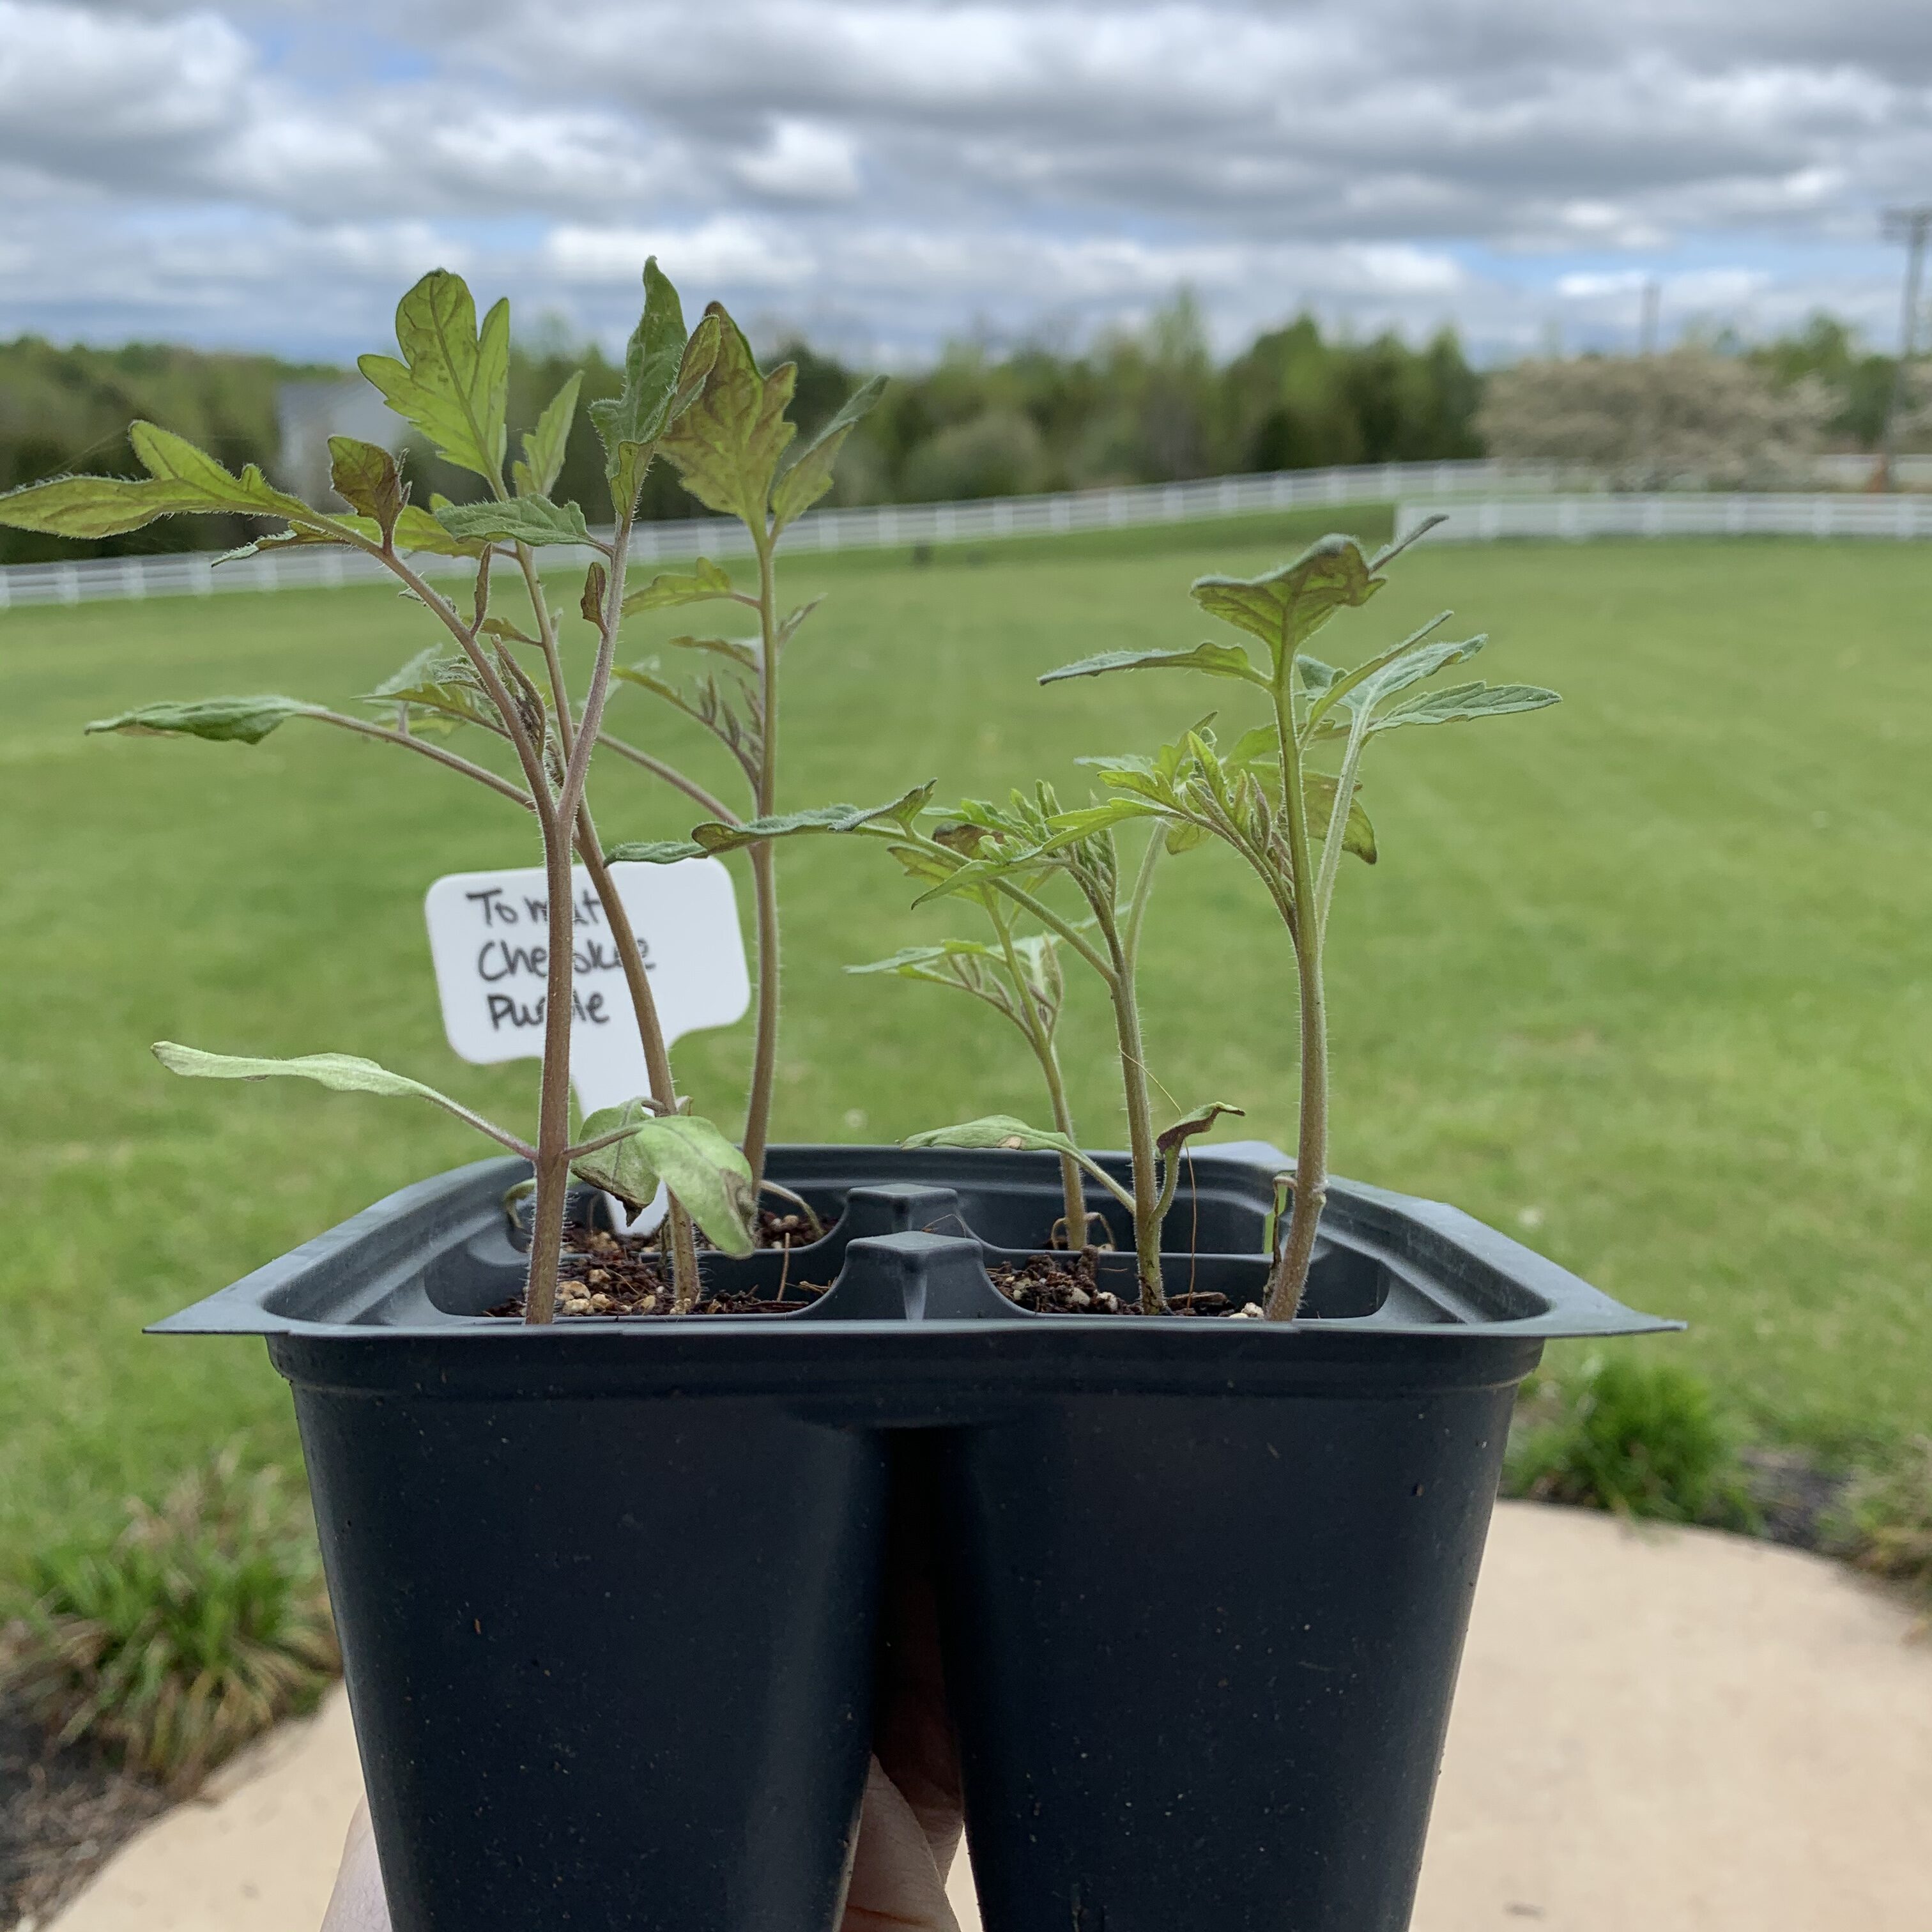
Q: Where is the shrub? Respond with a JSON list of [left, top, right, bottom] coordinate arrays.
[[0, 1450, 339, 1794], [1836, 1438, 1932, 1606], [900, 408, 1048, 500], [1506, 1354, 1749, 1527]]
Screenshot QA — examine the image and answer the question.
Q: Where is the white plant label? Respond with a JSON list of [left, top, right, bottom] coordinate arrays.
[[424, 859, 750, 1227]]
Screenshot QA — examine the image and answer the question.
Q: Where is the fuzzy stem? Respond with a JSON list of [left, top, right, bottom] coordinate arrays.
[[523, 802, 578, 1326], [1264, 671, 1328, 1321], [516, 543, 576, 759], [1089, 887, 1163, 1314], [1039, 1045, 1087, 1248], [579, 515, 705, 1307], [377, 550, 555, 810], [1311, 697, 1377, 946], [577, 822, 702, 1307], [985, 894, 1087, 1246], [739, 523, 783, 1188]]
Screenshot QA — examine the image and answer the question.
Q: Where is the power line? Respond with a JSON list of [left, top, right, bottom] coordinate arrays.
[[1877, 205, 1932, 491]]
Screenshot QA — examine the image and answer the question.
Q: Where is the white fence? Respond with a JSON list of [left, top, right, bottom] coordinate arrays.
[[1397, 493, 1932, 546], [0, 459, 1567, 611], [10, 460, 1928, 610], [1811, 453, 1932, 491]]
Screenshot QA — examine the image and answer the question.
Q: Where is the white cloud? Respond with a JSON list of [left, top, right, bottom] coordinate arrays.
[[544, 217, 817, 289], [1, 0, 1927, 358], [732, 120, 861, 203]]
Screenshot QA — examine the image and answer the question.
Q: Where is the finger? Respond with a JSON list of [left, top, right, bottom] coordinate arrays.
[[873, 1455, 965, 1870], [842, 1756, 960, 1932], [319, 1798, 390, 1932]]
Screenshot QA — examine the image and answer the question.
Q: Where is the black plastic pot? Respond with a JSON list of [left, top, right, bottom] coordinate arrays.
[[155, 1143, 1670, 1932]]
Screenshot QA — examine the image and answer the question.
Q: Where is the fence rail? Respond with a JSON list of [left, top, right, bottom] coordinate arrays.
[[1397, 493, 1932, 546], [0, 459, 1570, 611], [9, 462, 1928, 610]]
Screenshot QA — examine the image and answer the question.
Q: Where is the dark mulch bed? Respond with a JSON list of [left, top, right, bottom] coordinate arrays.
[[0, 1692, 166, 1928], [1738, 1447, 1855, 1554]]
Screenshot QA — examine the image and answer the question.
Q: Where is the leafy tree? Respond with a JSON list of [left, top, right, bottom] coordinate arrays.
[[1476, 346, 1831, 487]]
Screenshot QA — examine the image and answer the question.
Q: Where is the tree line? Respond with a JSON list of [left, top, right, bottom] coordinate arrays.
[[0, 302, 1919, 565]]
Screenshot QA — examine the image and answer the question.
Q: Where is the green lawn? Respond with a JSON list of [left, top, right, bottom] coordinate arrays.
[[3, 519, 1928, 1568]]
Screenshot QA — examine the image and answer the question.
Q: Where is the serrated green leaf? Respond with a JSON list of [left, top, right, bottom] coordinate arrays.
[[571, 1104, 756, 1255], [903, 1115, 1084, 1159], [1301, 613, 1457, 733], [1165, 818, 1209, 855], [1192, 535, 1383, 670], [1304, 623, 1488, 740], [580, 560, 608, 625], [0, 422, 324, 539], [327, 437, 406, 543], [358, 271, 510, 485], [589, 261, 721, 512], [151, 1041, 522, 1150], [434, 496, 595, 548], [364, 649, 497, 735], [604, 837, 707, 864], [514, 371, 582, 498], [770, 373, 887, 531], [776, 596, 826, 649], [844, 939, 1016, 997], [1368, 681, 1561, 733], [884, 840, 960, 886], [626, 784, 939, 859], [478, 618, 537, 645], [222, 500, 487, 564], [666, 633, 760, 672], [1222, 724, 1280, 770], [1359, 637, 1486, 707], [1304, 771, 1376, 863], [622, 556, 735, 615], [1155, 1100, 1245, 1157], [611, 662, 684, 706], [900, 1114, 1135, 1211], [847, 942, 992, 977], [1039, 639, 1264, 687], [659, 305, 797, 530], [85, 695, 322, 746], [1040, 798, 1158, 850]]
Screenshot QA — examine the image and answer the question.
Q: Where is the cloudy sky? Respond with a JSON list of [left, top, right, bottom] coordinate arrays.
[[2, 0, 1928, 365]]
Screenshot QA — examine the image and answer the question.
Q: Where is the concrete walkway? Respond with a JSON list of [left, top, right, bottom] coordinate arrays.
[[44, 1503, 1932, 1932]]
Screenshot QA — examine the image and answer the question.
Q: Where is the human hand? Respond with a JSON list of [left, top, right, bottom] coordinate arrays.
[[321, 1501, 965, 1931]]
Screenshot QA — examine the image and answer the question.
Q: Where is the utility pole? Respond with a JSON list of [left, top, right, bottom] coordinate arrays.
[[1877, 205, 1931, 491], [1637, 278, 1662, 487]]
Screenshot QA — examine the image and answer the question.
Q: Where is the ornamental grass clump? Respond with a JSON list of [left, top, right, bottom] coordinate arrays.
[[1505, 1356, 1749, 1526], [0, 259, 884, 1321], [0, 1451, 338, 1795]]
